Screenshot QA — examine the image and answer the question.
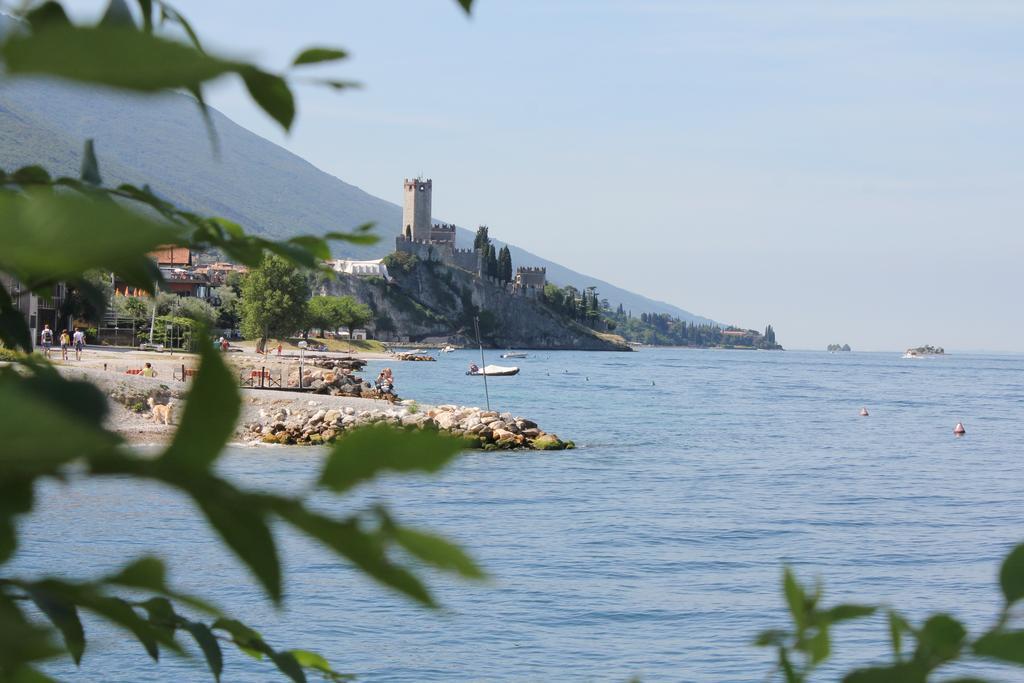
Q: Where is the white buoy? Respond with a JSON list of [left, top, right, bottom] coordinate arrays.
[[954, 422, 966, 435], [860, 407, 869, 417]]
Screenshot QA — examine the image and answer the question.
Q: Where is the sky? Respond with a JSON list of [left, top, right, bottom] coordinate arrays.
[[68, 1, 1024, 350]]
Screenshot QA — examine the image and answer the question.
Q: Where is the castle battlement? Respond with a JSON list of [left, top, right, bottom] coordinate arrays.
[[396, 236, 437, 246], [517, 266, 547, 274], [431, 223, 456, 231]]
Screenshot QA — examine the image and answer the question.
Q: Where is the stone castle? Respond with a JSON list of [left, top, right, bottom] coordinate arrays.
[[395, 177, 546, 297]]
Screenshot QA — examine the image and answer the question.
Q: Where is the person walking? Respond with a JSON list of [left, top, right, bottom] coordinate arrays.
[[59, 329, 70, 360], [72, 328, 85, 361], [39, 324, 53, 359]]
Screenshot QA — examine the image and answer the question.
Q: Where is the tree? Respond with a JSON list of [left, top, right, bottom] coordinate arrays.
[[213, 285, 241, 331], [498, 245, 512, 284], [240, 254, 311, 352], [224, 270, 246, 296], [473, 225, 490, 251], [0, 2, 482, 681], [337, 296, 374, 336], [306, 295, 344, 337], [60, 270, 113, 325], [486, 244, 498, 279], [175, 296, 218, 329]]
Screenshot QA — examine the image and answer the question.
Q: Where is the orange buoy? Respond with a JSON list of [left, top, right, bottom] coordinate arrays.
[[954, 422, 966, 435], [860, 407, 869, 417]]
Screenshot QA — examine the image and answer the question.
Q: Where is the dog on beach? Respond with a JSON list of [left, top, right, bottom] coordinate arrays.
[[147, 397, 174, 425]]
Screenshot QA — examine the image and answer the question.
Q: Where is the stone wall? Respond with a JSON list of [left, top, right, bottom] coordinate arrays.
[[326, 258, 629, 350]]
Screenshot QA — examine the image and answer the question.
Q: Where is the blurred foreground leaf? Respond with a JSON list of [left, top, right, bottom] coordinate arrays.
[[319, 427, 465, 493]]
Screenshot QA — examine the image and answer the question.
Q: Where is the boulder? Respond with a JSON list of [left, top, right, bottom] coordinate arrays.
[[532, 434, 565, 451], [434, 412, 459, 430]]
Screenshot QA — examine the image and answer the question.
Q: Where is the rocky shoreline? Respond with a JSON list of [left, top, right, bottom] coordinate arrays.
[[242, 403, 574, 451], [50, 355, 573, 451]]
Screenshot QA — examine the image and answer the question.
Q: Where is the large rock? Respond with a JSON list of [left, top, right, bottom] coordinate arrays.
[[434, 412, 459, 430], [532, 434, 566, 451]]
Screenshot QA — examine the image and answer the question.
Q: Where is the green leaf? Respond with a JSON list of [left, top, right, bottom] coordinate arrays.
[[139, 597, 177, 639], [136, 0, 154, 32], [289, 649, 331, 672], [274, 503, 434, 606], [778, 648, 799, 683], [843, 663, 926, 683], [101, 0, 136, 28], [455, 0, 474, 14], [0, 190, 179, 289], [974, 630, 1024, 665], [11, 166, 51, 184], [241, 68, 295, 131], [105, 556, 167, 592], [754, 629, 788, 647], [26, 589, 85, 665], [0, 476, 34, 563], [26, 2, 71, 31], [195, 491, 280, 603], [825, 604, 876, 624], [319, 426, 465, 494], [807, 624, 830, 664], [6, 665, 60, 683], [2, 26, 238, 91], [913, 614, 966, 669], [160, 330, 240, 471], [270, 651, 306, 683], [0, 378, 121, 476], [18, 364, 110, 428], [999, 543, 1024, 605], [211, 618, 265, 658], [888, 611, 909, 661], [310, 79, 361, 91], [390, 526, 485, 579], [182, 621, 223, 681], [0, 285, 33, 352], [286, 235, 331, 260], [157, 2, 205, 53], [79, 139, 102, 186], [783, 567, 807, 631], [325, 229, 379, 246], [292, 47, 348, 67], [73, 593, 178, 661]]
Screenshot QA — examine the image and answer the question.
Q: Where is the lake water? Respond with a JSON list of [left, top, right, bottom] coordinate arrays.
[[14, 349, 1024, 681]]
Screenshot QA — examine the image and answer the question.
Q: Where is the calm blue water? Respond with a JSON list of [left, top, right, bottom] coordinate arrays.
[[13, 349, 1024, 681]]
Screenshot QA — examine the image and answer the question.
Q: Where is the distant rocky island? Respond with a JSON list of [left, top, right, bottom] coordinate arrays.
[[904, 345, 945, 357], [827, 344, 852, 352]]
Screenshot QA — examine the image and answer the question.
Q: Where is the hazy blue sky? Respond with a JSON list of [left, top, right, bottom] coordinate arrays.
[[70, 1, 1024, 350]]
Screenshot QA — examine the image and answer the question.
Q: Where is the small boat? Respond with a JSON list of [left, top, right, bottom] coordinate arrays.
[[467, 363, 519, 376], [440, 345, 456, 353], [500, 352, 527, 359]]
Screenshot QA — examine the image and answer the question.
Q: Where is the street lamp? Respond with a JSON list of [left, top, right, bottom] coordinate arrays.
[[298, 340, 308, 389]]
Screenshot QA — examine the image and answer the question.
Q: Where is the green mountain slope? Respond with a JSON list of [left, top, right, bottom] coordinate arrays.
[[0, 78, 715, 324]]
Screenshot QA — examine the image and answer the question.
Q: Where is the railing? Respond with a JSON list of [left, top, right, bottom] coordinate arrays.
[[239, 367, 282, 389]]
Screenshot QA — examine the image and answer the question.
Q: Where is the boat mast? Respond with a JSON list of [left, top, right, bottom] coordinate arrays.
[[474, 316, 491, 411]]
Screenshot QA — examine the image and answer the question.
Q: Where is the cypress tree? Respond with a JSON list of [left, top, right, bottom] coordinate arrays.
[[486, 244, 498, 278], [498, 246, 513, 284]]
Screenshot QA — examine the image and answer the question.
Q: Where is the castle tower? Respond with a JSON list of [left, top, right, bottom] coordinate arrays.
[[401, 178, 432, 242]]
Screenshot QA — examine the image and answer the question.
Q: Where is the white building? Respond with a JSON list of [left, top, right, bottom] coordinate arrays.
[[327, 259, 391, 280]]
